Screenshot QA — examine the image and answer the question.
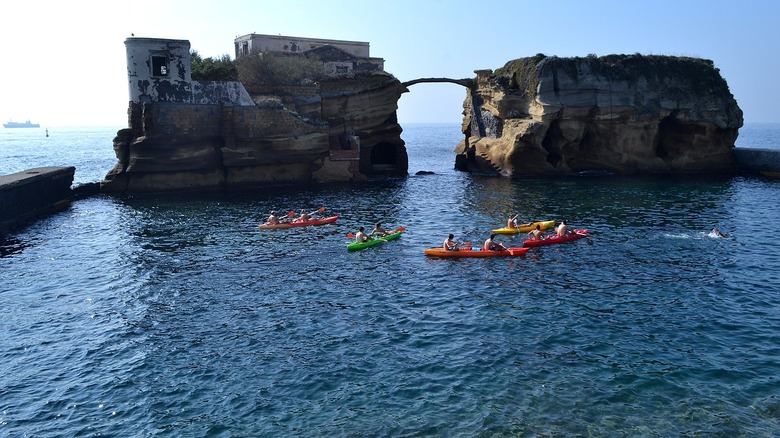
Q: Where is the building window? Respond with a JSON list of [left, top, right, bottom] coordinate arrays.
[[152, 55, 168, 77], [242, 41, 249, 55]]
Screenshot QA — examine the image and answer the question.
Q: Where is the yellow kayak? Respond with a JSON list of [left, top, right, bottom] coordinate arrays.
[[491, 220, 556, 235]]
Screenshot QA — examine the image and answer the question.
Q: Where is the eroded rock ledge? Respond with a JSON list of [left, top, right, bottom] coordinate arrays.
[[455, 54, 744, 176], [102, 74, 407, 194]]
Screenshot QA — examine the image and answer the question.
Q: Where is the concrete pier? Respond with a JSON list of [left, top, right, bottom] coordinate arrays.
[[0, 167, 75, 235], [734, 147, 780, 177]]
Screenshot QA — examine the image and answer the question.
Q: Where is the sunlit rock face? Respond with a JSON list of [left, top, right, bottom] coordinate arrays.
[[455, 54, 744, 176], [102, 74, 408, 194]]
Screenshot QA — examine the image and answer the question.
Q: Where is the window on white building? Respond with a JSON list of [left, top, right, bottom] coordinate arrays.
[[152, 55, 169, 77]]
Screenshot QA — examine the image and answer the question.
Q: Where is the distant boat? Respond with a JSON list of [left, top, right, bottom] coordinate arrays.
[[3, 119, 40, 128]]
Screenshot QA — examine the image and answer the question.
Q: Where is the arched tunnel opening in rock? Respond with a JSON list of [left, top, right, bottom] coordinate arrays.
[[369, 142, 399, 173], [371, 142, 396, 165]]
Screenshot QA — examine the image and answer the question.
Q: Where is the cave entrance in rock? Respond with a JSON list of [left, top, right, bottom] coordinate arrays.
[[656, 113, 705, 163], [369, 142, 397, 173]]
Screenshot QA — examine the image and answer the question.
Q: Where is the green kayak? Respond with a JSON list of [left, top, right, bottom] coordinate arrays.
[[347, 229, 404, 251]]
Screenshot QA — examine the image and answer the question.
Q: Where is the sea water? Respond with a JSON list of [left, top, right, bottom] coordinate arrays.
[[1, 123, 779, 436]]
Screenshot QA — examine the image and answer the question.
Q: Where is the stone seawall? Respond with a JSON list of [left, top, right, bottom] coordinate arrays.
[[0, 167, 75, 235], [734, 148, 780, 177]]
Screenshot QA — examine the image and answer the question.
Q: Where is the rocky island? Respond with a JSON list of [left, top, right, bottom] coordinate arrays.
[[99, 37, 746, 195], [455, 54, 744, 176], [101, 36, 408, 194]]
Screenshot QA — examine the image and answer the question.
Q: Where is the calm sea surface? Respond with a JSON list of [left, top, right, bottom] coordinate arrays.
[[1, 123, 779, 436]]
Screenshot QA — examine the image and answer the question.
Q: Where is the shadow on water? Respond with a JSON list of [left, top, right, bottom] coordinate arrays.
[[0, 235, 30, 257]]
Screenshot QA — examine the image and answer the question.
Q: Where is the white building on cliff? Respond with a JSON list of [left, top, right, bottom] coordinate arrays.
[[234, 33, 385, 77]]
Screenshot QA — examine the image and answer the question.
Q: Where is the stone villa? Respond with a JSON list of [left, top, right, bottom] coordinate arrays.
[[233, 33, 385, 78]]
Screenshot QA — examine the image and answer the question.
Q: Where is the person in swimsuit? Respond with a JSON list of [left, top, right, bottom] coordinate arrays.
[[443, 234, 460, 251], [355, 226, 370, 243], [265, 211, 280, 225], [372, 222, 389, 236], [483, 234, 506, 251], [527, 224, 545, 240], [556, 220, 571, 238], [296, 209, 311, 222], [711, 227, 728, 238]]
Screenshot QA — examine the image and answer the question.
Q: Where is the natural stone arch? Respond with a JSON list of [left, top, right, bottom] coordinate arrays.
[[401, 77, 474, 89], [398, 78, 475, 174]]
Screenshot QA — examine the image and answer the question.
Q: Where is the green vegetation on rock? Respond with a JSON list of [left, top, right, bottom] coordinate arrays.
[[494, 53, 547, 97], [190, 51, 238, 81], [493, 53, 731, 96], [236, 51, 327, 85]]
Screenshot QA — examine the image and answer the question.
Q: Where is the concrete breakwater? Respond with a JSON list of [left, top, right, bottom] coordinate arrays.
[[733, 147, 780, 177], [0, 167, 75, 235]]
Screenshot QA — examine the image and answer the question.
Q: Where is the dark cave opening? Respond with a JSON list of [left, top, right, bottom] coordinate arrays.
[[656, 114, 704, 161], [542, 121, 564, 167], [371, 142, 396, 165]]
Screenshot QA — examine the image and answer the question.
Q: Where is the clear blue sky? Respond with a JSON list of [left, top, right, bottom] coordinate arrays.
[[1, 0, 777, 127]]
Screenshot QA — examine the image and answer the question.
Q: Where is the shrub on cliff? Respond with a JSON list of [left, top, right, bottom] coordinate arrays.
[[236, 51, 327, 85], [191, 51, 238, 81], [494, 53, 731, 97], [494, 53, 548, 96]]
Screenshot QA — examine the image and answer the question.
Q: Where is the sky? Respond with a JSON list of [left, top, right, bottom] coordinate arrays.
[[1, 0, 778, 127]]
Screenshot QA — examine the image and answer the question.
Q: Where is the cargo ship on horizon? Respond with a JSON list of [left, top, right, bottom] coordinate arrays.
[[3, 119, 40, 128]]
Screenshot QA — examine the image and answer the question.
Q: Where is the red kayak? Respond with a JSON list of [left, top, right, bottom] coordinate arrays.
[[259, 215, 339, 230], [523, 229, 590, 247], [424, 247, 529, 258]]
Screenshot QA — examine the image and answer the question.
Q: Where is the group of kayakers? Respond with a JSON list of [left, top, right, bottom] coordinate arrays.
[[442, 216, 576, 252], [263, 207, 400, 244], [443, 233, 507, 252], [354, 223, 392, 242], [264, 208, 321, 225], [262, 207, 584, 251]]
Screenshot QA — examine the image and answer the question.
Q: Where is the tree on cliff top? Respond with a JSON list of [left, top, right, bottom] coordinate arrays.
[[236, 51, 327, 85], [191, 51, 238, 81]]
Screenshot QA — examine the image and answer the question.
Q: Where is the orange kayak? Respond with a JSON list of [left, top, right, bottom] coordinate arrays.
[[424, 247, 529, 257]]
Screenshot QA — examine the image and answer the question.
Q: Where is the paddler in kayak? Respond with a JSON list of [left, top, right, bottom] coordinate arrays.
[[265, 211, 281, 225], [354, 226, 371, 243], [484, 234, 507, 251], [443, 234, 460, 251], [295, 209, 312, 223], [527, 224, 545, 241], [556, 220, 572, 237], [507, 214, 519, 229], [371, 222, 390, 237]]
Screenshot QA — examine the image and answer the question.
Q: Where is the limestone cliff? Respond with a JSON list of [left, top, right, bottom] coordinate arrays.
[[102, 73, 407, 194], [455, 54, 744, 176]]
